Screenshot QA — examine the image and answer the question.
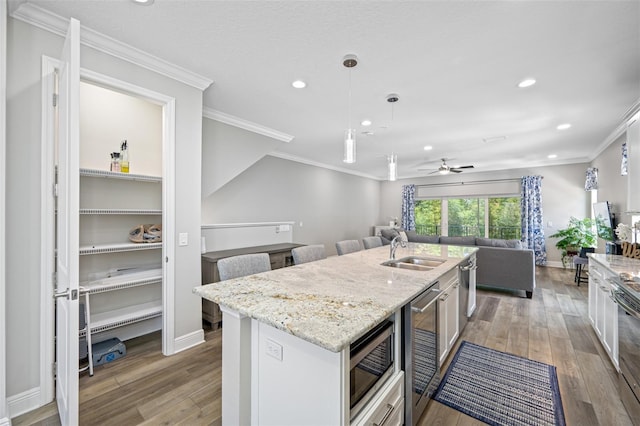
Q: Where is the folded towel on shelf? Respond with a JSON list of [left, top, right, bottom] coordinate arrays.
[[129, 224, 162, 243]]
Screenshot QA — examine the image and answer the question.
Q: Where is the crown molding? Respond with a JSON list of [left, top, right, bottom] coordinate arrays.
[[267, 152, 382, 181], [590, 97, 640, 161], [202, 107, 294, 143], [10, 3, 212, 91]]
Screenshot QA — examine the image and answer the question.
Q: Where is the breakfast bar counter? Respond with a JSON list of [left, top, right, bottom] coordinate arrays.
[[193, 243, 477, 425]]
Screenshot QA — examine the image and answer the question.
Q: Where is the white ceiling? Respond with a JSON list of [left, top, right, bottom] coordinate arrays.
[[11, 0, 640, 180]]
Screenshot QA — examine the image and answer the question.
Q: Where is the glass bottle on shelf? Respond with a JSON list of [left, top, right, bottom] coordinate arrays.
[[120, 140, 129, 173]]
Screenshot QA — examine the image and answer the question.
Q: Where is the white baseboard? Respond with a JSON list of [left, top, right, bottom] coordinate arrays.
[[8, 387, 40, 419], [0, 417, 10, 426], [173, 329, 205, 354]]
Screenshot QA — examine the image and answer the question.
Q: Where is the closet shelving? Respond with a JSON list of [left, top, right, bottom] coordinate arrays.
[[79, 167, 163, 372]]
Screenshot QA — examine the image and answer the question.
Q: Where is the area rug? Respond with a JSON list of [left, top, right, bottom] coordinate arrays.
[[433, 341, 566, 426]]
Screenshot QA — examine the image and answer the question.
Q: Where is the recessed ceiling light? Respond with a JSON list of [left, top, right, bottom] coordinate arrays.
[[518, 78, 536, 88], [548, 154, 557, 159], [132, 0, 154, 5], [557, 123, 571, 130], [292, 80, 306, 89], [361, 119, 372, 126], [423, 146, 433, 151]]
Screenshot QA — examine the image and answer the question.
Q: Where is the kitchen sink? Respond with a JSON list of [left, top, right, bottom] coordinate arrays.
[[380, 256, 445, 271]]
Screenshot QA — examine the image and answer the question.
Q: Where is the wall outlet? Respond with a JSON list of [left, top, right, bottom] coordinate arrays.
[[265, 338, 283, 361], [179, 232, 188, 246], [280, 224, 290, 232]]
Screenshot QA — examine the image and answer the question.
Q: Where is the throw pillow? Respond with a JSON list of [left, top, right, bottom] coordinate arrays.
[[381, 228, 400, 241]]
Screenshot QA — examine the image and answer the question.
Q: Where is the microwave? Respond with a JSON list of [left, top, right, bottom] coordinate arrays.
[[349, 319, 395, 419]]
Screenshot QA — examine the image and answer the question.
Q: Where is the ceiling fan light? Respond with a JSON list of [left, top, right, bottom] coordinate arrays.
[[439, 168, 450, 175], [388, 154, 398, 181], [343, 129, 356, 163]]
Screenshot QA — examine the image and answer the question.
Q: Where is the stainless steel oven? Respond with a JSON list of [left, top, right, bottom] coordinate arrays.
[[402, 282, 441, 425], [350, 318, 395, 419], [611, 280, 640, 425]]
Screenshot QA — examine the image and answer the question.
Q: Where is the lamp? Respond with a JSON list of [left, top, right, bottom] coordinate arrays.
[[386, 93, 399, 180], [342, 54, 358, 163], [388, 154, 398, 181]]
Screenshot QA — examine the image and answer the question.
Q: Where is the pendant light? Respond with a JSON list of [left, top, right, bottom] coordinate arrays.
[[343, 54, 358, 163], [387, 93, 399, 181]]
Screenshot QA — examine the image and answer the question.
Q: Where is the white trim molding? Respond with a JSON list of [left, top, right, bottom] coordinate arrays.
[[591, 97, 640, 161], [0, 0, 8, 423], [7, 387, 41, 420], [173, 329, 205, 354], [203, 107, 294, 143], [268, 152, 381, 180], [10, 3, 213, 91]]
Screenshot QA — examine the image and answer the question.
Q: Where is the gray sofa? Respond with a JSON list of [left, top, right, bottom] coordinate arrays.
[[380, 229, 535, 298]]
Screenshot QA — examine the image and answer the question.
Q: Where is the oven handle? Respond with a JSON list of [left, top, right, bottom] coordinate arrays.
[[350, 324, 393, 369], [610, 283, 640, 320], [411, 288, 441, 314]]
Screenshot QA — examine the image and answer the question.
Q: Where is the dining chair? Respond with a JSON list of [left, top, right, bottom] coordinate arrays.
[[335, 240, 361, 256], [362, 236, 383, 249], [217, 253, 271, 281], [291, 244, 327, 265]]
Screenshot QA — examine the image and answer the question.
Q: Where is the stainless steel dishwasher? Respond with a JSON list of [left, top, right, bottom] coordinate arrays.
[[402, 282, 441, 426]]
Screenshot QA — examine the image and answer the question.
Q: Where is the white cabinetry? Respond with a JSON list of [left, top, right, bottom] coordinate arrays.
[[79, 168, 163, 371], [626, 113, 640, 212], [352, 372, 404, 426], [438, 269, 459, 365], [588, 258, 618, 370]]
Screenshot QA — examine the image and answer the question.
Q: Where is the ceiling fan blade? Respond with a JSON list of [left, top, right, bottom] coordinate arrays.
[[455, 165, 474, 169], [450, 169, 463, 173]]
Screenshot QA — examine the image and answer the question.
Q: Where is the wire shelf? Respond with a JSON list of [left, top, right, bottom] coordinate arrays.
[[80, 168, 162, 183], [79, 209, 162, 215], [79, 301, 162, 337], [79, 242, 162, 255]]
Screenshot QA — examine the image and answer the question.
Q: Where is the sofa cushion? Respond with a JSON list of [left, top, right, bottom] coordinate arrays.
[[475, 237, 523, 249], [439, 236, 476, 246], [406, 231, 440, 244]]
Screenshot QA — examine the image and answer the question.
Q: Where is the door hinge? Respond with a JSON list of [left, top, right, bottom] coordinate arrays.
[[53, 183, 58, 197], [53, 272, 57, 286], [52, 361, 57, 378], [52, 93, 58, 107]]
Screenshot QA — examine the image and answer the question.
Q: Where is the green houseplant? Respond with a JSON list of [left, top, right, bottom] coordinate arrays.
[[549, 217, 597, 268]]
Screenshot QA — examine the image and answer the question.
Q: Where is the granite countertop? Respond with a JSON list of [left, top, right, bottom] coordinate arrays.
[[589, 253, 640, 298], [193, 243, 477, 352]]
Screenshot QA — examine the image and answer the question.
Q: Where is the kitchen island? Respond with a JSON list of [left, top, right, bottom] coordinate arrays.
[[194, 243, 477, 425]]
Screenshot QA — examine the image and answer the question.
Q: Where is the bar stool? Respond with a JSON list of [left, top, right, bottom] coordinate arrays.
[[573, 247, 594, 286]]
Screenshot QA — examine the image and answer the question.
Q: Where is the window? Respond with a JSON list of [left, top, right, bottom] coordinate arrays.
[[416, 196, 521, 239]]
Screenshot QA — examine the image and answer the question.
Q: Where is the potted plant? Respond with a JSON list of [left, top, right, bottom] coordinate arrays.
[[549, 217, 597, 268]]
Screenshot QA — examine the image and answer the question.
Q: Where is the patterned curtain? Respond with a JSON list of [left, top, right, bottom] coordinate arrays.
[[401, 184, 416, 231], [622, 141, 628, 176], [521, 176, 547, 266], [584, 167, 598, 191]]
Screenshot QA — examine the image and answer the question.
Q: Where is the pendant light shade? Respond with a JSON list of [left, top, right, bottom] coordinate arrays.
[[344, 129, 356, 164], [342, 54, 358, 164], [388, 153, 398, 181]]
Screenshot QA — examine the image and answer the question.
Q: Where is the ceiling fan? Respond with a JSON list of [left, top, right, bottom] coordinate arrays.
[[420, 158, 475, 175]]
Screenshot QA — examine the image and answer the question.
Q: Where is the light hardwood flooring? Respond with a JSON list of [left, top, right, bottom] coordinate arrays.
[[14, 266, 634, 425]]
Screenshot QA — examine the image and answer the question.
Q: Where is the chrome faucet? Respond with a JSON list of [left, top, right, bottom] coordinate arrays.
[[390, 235, 407, 259]]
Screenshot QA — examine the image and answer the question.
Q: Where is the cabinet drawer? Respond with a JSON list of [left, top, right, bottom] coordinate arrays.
[[352, 372, 404, 426]]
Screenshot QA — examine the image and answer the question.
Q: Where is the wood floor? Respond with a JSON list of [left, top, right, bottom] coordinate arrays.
[[14, 267, 633, 425]]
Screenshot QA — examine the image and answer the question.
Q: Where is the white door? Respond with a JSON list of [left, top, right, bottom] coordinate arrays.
[[55, 17, 80, 426]]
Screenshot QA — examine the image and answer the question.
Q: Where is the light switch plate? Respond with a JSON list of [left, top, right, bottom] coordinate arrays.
[[179, 232, 188, 246]]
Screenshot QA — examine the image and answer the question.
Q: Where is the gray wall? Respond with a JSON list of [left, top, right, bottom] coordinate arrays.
[[591, 133, 628, 238], [6, 17, 203, 400], [202, 155, 381, 256], [379, 164, 590, 265]]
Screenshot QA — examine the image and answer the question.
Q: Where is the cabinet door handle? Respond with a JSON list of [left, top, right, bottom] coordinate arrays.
[[600, 285, 609, 292], [373, 403, 395, 426], [440, 293, 450, 301]]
